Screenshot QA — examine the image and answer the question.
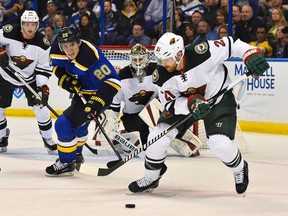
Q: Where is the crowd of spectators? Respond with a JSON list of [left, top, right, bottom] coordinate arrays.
[[1, 0, 288, 58]]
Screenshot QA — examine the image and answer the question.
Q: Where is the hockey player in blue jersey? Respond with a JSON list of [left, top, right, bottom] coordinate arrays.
[[46, 26, 121, 176]]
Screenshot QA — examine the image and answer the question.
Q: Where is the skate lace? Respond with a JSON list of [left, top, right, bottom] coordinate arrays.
[[53, 160, 68, 171], [234, 169, 244, 184], [136, 177, 153, 188]]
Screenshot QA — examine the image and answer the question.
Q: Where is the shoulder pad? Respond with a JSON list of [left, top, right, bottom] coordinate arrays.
[[152, 65, 179, 87], [118, 65, 134, 80]]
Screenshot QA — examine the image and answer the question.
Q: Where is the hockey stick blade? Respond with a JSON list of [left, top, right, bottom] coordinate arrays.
[[84, 143, 98, 154], [98, 160, 125, 176]]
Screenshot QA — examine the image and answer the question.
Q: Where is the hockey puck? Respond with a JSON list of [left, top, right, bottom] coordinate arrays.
[[125, 204, 135, 208]]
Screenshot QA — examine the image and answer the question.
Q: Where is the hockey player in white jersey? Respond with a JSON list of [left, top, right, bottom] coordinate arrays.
[[128, 32, 270, 195], [109, 44, 201, 157], [0, 10, 57, 154]]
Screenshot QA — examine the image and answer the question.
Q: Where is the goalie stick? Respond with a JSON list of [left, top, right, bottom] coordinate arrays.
[[98, 71, 252, 176], [5, 65, 102, 156]]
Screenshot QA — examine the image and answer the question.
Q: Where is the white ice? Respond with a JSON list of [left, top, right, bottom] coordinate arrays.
[[0, 117, 288, 216]]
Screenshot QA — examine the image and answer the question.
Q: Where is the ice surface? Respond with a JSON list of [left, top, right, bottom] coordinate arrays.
[[0, 117, 288, 216]]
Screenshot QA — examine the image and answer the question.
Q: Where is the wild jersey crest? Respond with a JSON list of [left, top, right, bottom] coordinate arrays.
[[11, 55, 34, 70], [3, 24, 13, 33], [129, 90, 155, 105], [194, 42, 208, 54]]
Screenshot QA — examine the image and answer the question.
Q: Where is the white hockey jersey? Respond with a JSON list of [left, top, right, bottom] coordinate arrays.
[[0, 24, 52, 86], [152, 36, 256, 115], [111, 63, 158, 114]]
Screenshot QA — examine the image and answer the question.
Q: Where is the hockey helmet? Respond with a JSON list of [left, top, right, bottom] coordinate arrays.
[[58, 26, 81, 44], [20, 10, 39, 31], [154, 32, 184, 65], [130, 44, 149, 82]]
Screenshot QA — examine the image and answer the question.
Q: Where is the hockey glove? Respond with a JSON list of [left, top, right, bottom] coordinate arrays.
[[187, 94, 211, 120], [0, 47, 9, 69], [243, 48, 270, 77], [84, 95, 105, 119], [58, 73, 81, 93], [35, 85, 49, 107]]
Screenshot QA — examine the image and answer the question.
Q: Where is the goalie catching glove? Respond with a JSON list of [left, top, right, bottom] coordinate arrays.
[[243, 48, 270, 77], [35, 85, 49, 107], [84, 95, 105, 119], [58, 73, 81, 93], [187, 94, 210, 120]]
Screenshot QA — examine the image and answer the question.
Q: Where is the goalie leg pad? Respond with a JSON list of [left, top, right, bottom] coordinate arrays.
[[170, 129, 203, 157]]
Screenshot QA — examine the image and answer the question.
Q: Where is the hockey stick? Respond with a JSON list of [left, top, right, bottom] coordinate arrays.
[[5, 65, 59, 117], [73, 87, 123, 161], [5, 65, 103, 155], [98, 71, 252, 176]]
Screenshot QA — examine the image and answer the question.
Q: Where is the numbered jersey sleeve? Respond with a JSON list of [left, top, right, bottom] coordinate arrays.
[[208, 36, 256, 65]]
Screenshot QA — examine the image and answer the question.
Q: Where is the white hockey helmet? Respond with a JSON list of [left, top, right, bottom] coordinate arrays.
[[154, 32, 185, 65], [20, 10, 39, 31]]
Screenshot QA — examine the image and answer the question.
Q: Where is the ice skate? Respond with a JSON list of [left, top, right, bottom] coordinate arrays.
[[127, 164, 167, 194], [234, 160, 249, 195], [75, 152, 85, 171], [42, 137, 58, 155], [0, 128, 10, 153], [45, 159, 75, 177]]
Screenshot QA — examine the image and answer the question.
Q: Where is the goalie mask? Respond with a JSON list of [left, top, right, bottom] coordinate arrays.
[[154, 32, 185, 68], [130, 44, 149, 82]]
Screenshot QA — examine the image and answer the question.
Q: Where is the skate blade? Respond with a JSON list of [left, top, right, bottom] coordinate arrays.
[[126, 188, 154, 195], [46, 149, 58, 155], [45, 172, 74, 177], [0, 147, 7, 153]]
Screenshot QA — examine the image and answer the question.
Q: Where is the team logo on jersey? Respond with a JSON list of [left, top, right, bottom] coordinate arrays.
[[3, 24, 13, 33], [129, 90, 155, 105], [162, 111, 173, 119], [11, 55, 34, 70], [194, 42, 208, 54], [43, 37, 50, 46], [13, 87, 24, 99], [152, 69, 159, 83]]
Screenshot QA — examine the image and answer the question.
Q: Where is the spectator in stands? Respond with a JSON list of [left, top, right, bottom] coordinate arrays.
[[39, 0, 58, 31], [128, 22, 152, 46], [135, 0, 151, 23], [249, 24, 274, 57], [0, 0, 24, 24], [212, 8, 228, 35], [174, 8, 186, 37], [194, 20, 218, 42], [218, 24, 228, 39], [44, 24, 57, 44], [60, 0, 78, 21], [116, 0, 142, 45], [178, 0, 202, 22], [68, 0, 98, 29], [53, 14, 67, 36], [190, 10, 203, 29], [272, 24, 288, 57], [79, 13, 99, 45], [266, 0, 288, 25], [232, 4, 242, 28], [92, 0, 117, 18], [202, 0, 218, 30], [144, 0, 172, 24], [267, 7, 287, 43], [102, 0, 120, 45], [219, 0, 229, 12], [234, 4, 262, 43], [183, 22, 198, 45]]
